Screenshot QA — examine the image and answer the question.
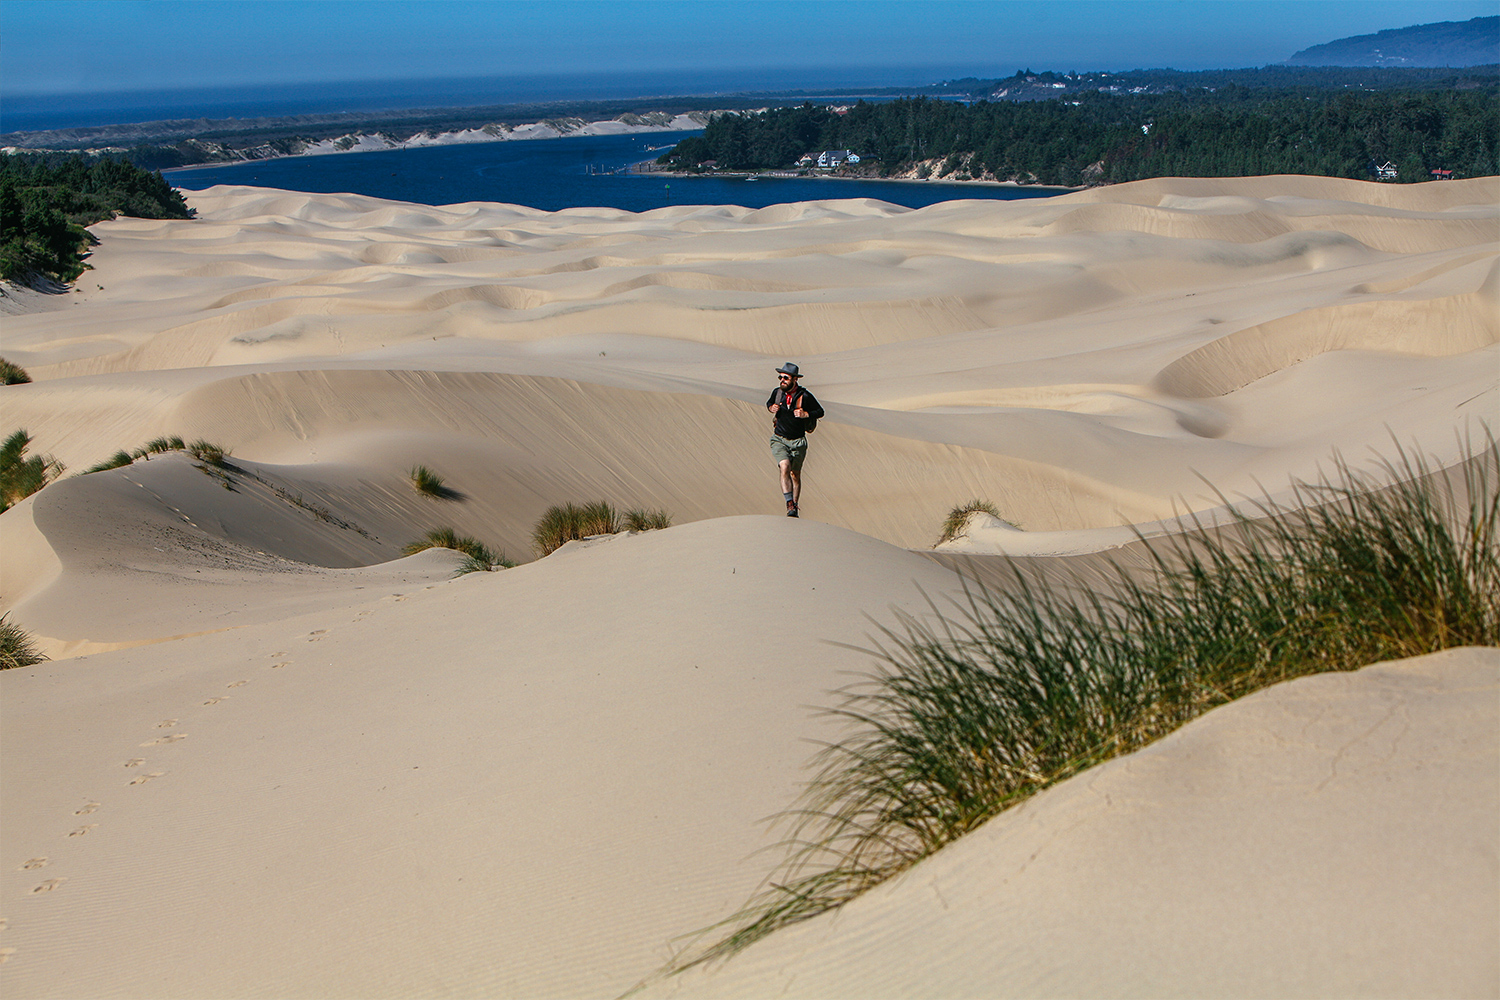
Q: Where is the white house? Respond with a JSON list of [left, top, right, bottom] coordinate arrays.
[[816, 150, 861, 167]]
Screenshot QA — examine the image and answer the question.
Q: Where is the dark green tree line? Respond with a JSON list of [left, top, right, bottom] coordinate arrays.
[[660, 88, 1498, 186], [0, 154, 194, 283]]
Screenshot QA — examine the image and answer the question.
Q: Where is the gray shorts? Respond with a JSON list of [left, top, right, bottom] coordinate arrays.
[[770, 435, 808, 472]]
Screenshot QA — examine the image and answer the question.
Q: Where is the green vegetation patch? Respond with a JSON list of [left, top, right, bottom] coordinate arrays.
[[409, 464, 462, 500], [186, 439, 230, 467], [668, 438, 1498, 972], [624, 508, 674, 532], [0, 358, 32, 385], [660, 86, 1498, 185], [0, 429, 64, 512], [936, 498, 1014, 545], [0, 613, 47, 670], [83, 450, 136, 474], [1, 154, 194, 284], [532, 501, 619, 556], [402, 527, 513, 575]]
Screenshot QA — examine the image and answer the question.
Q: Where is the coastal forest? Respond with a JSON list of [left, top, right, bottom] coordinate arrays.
[[0, 155, 193, 283], [658, 86, 1500, 186]]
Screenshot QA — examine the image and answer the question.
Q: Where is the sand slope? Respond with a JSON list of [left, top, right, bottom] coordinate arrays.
[[0, 518, 966, 999], [646, 647, 1500, 1000], [1, 175, 1496, 997]]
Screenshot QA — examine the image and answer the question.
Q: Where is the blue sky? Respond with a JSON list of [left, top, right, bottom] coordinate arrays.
[[4, 0, 1495, 96]]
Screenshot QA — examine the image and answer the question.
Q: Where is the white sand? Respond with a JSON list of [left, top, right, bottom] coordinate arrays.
[[0, 174, 1495, 997], [646, 647, 1500, 1000]]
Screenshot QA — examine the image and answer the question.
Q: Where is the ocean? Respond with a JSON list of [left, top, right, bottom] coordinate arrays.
[[166, 132, 1063, 213], [2, 66, 993, 133]]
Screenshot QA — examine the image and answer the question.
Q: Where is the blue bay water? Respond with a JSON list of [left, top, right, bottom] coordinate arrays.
[[166, 132, 1061, 213]]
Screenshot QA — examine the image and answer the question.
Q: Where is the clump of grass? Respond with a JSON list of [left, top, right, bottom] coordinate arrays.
[[671, 436, 1499, 971], [409, 465, 462, 500], [84, 450, 136, 474], [0, 358, 31, 385], [132, 436, 185, 459], [79, 436, 190, 475], [402, 527, 511, 574], [187, 439, 230, 467], [531, 501, 621, 556], [936, 498, 1016, 545], [0, 613, 47, 669], [458, 550, 516, 575], [624, 508, 673, 532], [1, 429, 65, 512]]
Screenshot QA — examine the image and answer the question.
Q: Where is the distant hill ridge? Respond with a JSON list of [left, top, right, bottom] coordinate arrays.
[[1286, 16, 1498, 67]]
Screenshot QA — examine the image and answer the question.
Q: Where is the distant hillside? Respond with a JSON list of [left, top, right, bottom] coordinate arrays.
[[1286, 16, 1498, 67]]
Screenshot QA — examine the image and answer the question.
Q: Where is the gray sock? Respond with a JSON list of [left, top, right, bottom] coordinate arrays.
[[783, 492, 794, 503]]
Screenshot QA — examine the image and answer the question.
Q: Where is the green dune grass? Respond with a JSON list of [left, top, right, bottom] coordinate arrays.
[[667, 436, 1499, 973]]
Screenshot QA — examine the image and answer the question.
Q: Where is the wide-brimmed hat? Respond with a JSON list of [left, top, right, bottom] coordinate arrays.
[[775, 362, 801, 378]]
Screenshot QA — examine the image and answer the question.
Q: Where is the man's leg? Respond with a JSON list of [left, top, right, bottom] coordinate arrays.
[[788, 469, 801, 504]]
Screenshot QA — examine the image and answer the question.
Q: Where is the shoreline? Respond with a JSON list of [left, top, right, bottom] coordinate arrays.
[[158, 119, 699, 175], [639, 163, 1082, 191], [0, 114, 708, 177], [161, 141, 1086, 195]]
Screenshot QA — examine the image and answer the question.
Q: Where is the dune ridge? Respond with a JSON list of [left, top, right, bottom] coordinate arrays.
[[0, 174, 1495, 998]]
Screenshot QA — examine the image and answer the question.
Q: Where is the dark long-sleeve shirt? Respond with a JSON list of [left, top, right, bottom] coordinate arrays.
[[767, 386, 825, 439]]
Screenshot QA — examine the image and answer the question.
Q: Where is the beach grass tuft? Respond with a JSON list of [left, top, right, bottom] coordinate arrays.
[[1, 429, 65, 512], [0, 358, 31, 385], [0, 613, 47, 669], [82, 436, 190, 474], [937, 498, 1014, 545], [84, 451, 136, 474], [624, 508, 673, 532], [402, 527, 511, 574], [409, 465, 463, 500], [668, 435, 1499, 972], [132, 436, 186, 459], [187, 439, 230, 467], [532, 501, 620, 556]]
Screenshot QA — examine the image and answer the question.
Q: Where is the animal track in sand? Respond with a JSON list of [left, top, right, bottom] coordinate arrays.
[[67, 825, 98, 838], [270, 662, 290, 669], [0, 947, 15, 964], [19, 858, 47, 870], [203, 696, 229, 705], [156, 719, 179, 729], [227, 680, 248, 688], [30, 879, 65, 894], [128, 772, 166, 786], [74, 802, 100, 816], [123, 758, 146, 768], [139, 734, 185, 747]]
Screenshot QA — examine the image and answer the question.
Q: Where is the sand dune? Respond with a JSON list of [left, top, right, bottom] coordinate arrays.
[[1, 174, 1495, 997], [646, 647, 1500, 1000]]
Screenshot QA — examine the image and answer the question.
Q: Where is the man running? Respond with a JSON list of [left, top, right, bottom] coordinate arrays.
[[766, 362, 825, 518]]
